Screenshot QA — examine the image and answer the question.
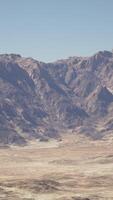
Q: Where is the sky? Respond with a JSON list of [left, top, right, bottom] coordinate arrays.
[[0, 0, 113, 62]]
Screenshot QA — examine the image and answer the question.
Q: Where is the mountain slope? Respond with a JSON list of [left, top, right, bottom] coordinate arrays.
[[1, 51, 113, 145]]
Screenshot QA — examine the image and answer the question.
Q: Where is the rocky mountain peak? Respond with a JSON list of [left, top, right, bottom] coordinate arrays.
[[0, 54, 21, 61], [1, 50, 113, 145], [94, 50, 113, 58]]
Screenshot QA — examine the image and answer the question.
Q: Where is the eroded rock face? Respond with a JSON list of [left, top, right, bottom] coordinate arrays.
[[1, 51, 113, 145]]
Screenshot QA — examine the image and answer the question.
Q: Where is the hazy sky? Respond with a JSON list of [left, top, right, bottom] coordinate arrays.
[[0, 0, 113, 62]]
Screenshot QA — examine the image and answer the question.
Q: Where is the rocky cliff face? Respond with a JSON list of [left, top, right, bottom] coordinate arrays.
[[1, 51, 113, 145]]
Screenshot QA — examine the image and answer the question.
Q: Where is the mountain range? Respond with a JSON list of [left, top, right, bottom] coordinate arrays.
[[1, 50, 113, 145]]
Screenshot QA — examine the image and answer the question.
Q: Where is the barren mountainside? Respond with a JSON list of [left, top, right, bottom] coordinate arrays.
[[1, 50, 113, 145]]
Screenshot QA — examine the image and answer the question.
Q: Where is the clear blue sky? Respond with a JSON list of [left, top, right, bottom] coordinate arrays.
[[0, 0, 113, 62]]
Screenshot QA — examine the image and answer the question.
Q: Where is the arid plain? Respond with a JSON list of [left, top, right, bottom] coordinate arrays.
[[0, 133, 113, 200]]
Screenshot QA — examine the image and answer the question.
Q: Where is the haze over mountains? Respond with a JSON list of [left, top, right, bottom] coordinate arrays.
[[1, 50, 113, 145]]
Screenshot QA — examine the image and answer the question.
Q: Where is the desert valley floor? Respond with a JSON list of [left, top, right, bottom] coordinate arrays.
[[0, 133, 113, 200]]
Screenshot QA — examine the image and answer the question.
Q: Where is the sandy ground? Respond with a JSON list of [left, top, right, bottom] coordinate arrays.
[[0, 134, 113, 200]]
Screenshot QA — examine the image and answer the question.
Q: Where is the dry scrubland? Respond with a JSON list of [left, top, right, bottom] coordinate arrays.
[[0, 134, 113, 200]]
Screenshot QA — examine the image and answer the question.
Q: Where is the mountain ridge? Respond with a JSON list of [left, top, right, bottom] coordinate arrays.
[[1, 50, 113, 145]]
